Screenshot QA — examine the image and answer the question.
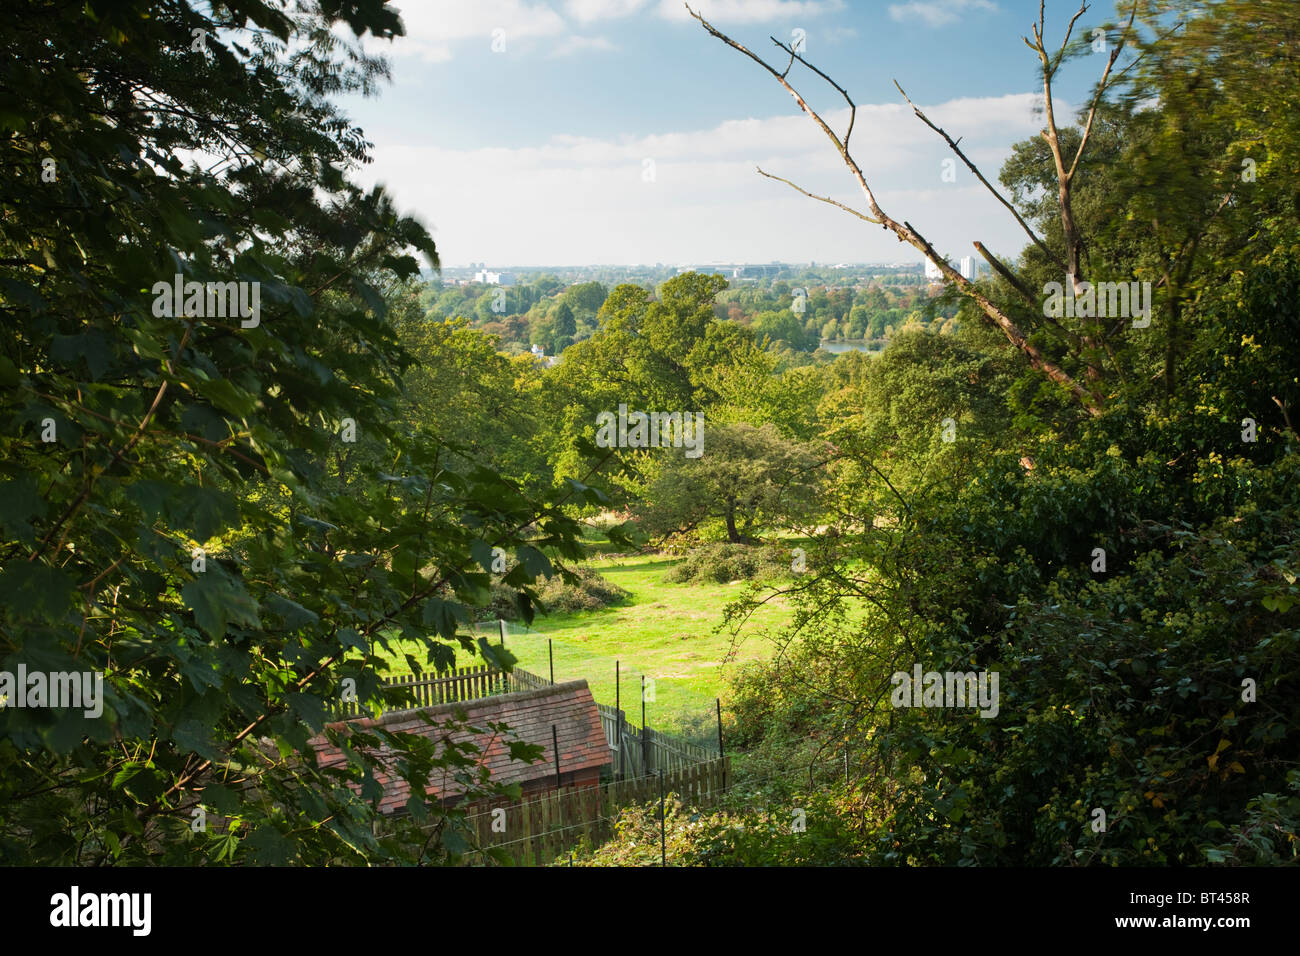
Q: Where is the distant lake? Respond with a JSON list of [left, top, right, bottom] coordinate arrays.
[[819, 340, 884, 355]]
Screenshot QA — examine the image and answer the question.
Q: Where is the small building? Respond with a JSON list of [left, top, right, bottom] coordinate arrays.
[[307, 679, 611, 816]]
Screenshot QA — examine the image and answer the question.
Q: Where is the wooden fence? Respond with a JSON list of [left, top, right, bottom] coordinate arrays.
[[454, 755, 730, 866], [597, 703, 719, 775], [502, 667, 551, 695], [341, 663, 727, 864], [333, 669, 718, 774], [335, 664, 506, 718]]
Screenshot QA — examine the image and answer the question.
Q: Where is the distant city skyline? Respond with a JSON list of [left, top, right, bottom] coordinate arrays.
[[441, 259, 939, 272]]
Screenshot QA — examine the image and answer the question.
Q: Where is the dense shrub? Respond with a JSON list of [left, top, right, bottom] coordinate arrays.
[[566, 792, 867, 867], [536, 566, 631, 614], [665, 542, 793, 585], [722, 431, 1300, 866], [479, 565, 630, 621]]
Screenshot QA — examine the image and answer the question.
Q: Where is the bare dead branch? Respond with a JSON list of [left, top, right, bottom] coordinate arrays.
[[686, 3, 1103, 416], [1272, 396, 1294, 436], [1056, 2, 1091, 75], [973, 240, 1091, 357], [772, 36, 857, 152], [757, 168, 882, 225], [972, 241, 1037, 306], [1068, 1, 1139, 182], [895, 79, 1066, 273]]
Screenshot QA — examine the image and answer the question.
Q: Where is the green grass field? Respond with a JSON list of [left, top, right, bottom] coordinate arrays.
[[380, 553, 791, 738]]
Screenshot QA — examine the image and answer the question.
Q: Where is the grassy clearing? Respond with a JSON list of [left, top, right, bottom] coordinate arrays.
[[380, 552, 791, 738]]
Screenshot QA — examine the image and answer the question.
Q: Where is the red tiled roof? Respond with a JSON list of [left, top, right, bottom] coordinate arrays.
[[306, 679, 611, 815]]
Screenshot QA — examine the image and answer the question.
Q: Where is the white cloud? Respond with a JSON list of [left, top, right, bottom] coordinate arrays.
[[657, 0, 846, 24], [389, 0, 567, 61], [355, 93, 1058, 265], [888, 0, 998, 28], [564, 0, 650, 22], [375, 0, 847, 62], [550, 34, 619, 56]]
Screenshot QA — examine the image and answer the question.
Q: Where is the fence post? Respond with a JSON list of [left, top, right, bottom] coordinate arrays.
[[641, 676, 648, 771], [659, 768, 666, 867], [552, 724, 561, 789], [615, 661, 622, 779], [548, 638, 554, 685], [717, 697, 726, 791]]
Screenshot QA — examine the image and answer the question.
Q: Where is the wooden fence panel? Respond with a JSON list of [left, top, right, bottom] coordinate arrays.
[[334, 664, 561, 718], [452, 756, 731, 866]]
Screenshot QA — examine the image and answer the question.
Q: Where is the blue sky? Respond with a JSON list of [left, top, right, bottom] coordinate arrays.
[[338, 1, 1127, 268]]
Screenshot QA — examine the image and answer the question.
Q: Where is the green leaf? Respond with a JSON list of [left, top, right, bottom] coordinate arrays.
[[515, 545, 552, 579], [470, 539, 496, 572], [441, 827, 469, 855], [50, 331, 116, 380], [264, 593, 319, 630], [181, 571, 260, 639], [202, 783, 242, 815], [0, 276, 45, 314], [351, 277, 387, 317], [172, 718, 221, 761], [0, 474, 48, 536], [125, 481, 239, 540], [0, 354, 19, 387], [245, 825, 293, 865], [195, 377, 258, 418], [0, 562, 76, 621], [422, 598, 460, 639], [112, 763, 146, 789]]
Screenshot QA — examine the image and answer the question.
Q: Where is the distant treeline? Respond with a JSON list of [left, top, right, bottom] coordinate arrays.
[[421, 270, 954, 358]]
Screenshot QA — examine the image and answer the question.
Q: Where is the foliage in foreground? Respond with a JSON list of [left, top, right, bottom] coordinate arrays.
[[567, 792, 867, 867], [0, 0, 599, 865], [709, 0, 1300, 867]]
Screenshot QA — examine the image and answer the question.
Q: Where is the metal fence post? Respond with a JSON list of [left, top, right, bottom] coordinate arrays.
[[552, 724, 561, 789], [616, 660, 623, 779], [641, 675, 648, 771]]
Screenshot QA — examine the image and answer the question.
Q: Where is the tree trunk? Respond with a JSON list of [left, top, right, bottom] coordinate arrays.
[[725, 504, 742, 544]]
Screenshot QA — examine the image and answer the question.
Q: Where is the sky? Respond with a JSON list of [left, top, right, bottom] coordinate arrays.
[[335, 0, 1125, 268]]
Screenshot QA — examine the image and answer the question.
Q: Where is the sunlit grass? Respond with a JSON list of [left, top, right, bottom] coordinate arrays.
[[379, 551, 792, 737]]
